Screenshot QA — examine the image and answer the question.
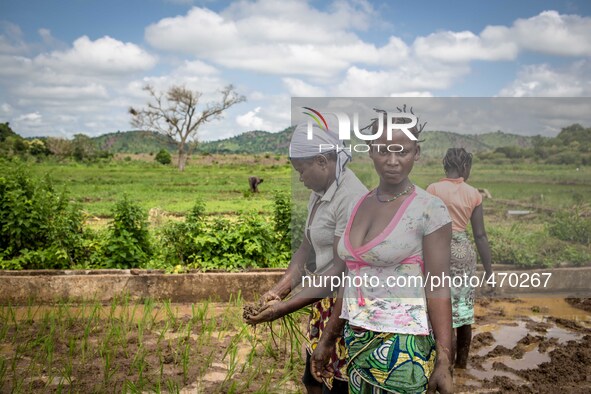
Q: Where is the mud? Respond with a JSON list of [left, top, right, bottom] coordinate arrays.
[[1, 297, 591, 393], [455, 297, 591, 394]]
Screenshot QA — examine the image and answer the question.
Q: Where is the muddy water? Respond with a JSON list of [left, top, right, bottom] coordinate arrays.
[[455, 298, 591, 394]]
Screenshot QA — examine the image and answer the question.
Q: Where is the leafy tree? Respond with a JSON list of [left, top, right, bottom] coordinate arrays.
[[71, 133, 97, 161], [45, 137, 73, 158], [155, 149, 172, 165], [0, 122, 18, 142], [129, 84, 245, 171]]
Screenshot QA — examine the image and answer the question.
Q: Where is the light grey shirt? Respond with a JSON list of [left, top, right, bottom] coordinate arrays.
[[305, 168, 368, 273]]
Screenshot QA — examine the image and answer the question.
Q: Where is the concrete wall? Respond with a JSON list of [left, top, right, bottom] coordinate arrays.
[[0, 266, 589, 305]]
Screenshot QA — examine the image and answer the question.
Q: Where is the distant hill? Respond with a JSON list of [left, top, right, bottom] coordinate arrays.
[[420, 130, 533, 159], [87, 127, 535, 157], [197, 128, 534, 158], [92, 130, 178, 154], [197, 127, 294, 154]]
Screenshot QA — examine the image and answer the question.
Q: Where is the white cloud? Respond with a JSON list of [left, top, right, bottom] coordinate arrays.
[[236, 106, 273, 130], [498, 61, 591, 97], [15, 112, 42, 124], [283, 78, 326, 97], [389, 91, 434, 98], [1, 103, 13, 115], [412, 11, 591, 63], [334, 62, 470, 96], [145, 1, 386, 77], [36, 36, 157, 75], [177, 59, 219, 75], [0, 22, 28, 55], [14, 83, 109, 100], [414, 30, 517, 62], [510, 11, 591, 56]]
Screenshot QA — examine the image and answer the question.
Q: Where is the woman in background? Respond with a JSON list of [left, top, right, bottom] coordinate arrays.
[[427, 147, 493, 369]]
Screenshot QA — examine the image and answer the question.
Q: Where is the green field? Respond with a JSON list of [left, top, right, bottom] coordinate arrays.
[[24, 156, 292, 218], [18, 156, 591, 218], [2, 155, 590, 270]]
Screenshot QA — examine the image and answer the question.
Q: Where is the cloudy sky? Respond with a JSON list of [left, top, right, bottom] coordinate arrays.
[[1, 0, 590, 140]]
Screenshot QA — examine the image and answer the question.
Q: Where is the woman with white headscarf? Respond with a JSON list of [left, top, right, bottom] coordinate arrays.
[[245, 122, 367, 393]]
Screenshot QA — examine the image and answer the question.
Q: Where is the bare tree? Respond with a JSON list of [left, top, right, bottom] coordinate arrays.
[[129, 84, 245, 171]]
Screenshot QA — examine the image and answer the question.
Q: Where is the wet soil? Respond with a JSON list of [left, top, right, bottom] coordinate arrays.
[[455, 297, 591, 394], [1, 297, 590, 393]]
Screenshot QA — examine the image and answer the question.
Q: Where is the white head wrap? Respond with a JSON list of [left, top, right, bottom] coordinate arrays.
[[288, 122, 352, 185]]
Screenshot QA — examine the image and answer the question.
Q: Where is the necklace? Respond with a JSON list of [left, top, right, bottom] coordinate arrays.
[[375, 184, 414, 203]]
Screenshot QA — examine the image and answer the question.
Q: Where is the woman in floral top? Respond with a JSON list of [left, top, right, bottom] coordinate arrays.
[[311, 109, 454, 394]]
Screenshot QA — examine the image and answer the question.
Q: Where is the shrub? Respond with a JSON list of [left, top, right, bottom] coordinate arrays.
[[0, 165, 90, 269], [103, 196, 152, 268], [488, 222, 591, 268], [273, 192, 291, 251], [547, 205, 591, 245], [155, 149, 172, 165], [189, 214, 282, 271], [159, 199, 206, 265]]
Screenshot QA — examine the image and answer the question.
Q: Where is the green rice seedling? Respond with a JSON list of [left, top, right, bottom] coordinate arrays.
[[198, 349, 215, 378], [81, 301, 101, 360], [181, 342, 191, 384], [278, 311, 307, 366], [101, 346, 118, 386], [135, 346, 148, 390], [222, 342, 239, 386], [127, 301, 139, 333], [258, 366, 276, 393], [24, 298, 40, 325], [156, 348, 165, 389], [184, 318, 193, 340], [163, 299, 177, 327], [123, 379, 142, 394], [0, 357, 7, 387], [5, 304, 17, 338], [0, 317, 9, 342], [142, 298, 155, 330], [226, 381, 239, 393], [191, 300, 208, 327], [222, 325, 246, 358], [239, 357, 262, 391], [166, 378, 180, 394]]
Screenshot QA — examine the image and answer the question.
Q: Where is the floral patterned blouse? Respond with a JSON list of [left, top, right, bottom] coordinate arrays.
[[338, 186, 451, 335]]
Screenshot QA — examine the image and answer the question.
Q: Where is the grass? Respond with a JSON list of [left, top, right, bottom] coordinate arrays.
[[11, 155, 590, 219], [24, 156, 292, 217], [2, 155, 589, 268], [0, 294, 308, 393]]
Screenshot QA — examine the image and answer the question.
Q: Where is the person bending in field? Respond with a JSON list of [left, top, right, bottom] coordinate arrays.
[[244, 122, 367, 393], [249, 176, 264, 193], [426, 147, 493, 369]]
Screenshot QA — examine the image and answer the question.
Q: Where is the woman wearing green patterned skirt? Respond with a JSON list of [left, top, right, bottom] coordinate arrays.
[[311, 109, 454, 393]]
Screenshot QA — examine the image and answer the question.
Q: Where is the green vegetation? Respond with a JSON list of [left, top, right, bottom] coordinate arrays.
[[94, 130, 178, 154], [0, 156, 591, 272], [0, 295, 307, 392], [103, 197, 153, 269], [0, 166, 92, 270], [0, 126, 590, 270], [0, 162, 294, 270], [155, 149, 172, 165], [480, 124, 591, 165]]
